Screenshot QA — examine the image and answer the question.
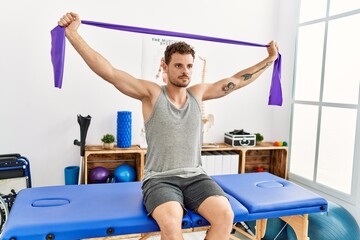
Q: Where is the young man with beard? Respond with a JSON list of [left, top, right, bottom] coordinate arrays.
[[58, 12, 279, 240]]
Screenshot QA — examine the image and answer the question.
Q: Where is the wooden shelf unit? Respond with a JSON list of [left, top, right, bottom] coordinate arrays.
[[84, 145, 146, 184], [83, 142, 288, 184], [202, 143, 288, 179]]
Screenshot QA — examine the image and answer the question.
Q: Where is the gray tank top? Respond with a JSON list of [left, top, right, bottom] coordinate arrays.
[[143, 86, 205, 181]]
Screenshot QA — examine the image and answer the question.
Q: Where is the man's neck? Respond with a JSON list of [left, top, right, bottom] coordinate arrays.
[[165, 85, 187, 109]]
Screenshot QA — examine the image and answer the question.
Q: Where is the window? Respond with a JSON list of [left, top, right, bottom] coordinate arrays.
[[290, 0, 360, 202]]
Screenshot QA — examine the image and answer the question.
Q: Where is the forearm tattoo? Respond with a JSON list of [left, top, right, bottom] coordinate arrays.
[[241, 61, 273, 81]]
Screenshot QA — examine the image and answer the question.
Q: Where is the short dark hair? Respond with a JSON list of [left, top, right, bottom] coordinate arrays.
[[164, 41, 195, 64]]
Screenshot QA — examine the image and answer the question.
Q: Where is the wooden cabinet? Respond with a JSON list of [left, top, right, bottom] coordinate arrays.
[[202, 143, 288, 179], [83, 145, 146, 184], [83, 143, 288, 184]]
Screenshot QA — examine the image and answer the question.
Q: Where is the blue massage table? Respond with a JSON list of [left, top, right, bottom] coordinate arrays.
[[0, 173, 327, 240]]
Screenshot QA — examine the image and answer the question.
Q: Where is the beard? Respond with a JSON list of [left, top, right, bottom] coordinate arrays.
[[168, 74, 191, 88]]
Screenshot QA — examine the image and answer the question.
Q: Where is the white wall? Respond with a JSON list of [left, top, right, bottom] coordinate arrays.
[[0, 0, 295, 187]]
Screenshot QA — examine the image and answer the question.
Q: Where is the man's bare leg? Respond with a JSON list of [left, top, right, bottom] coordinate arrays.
[[152, 201, 185, 240], [197, 196, 234, 240]]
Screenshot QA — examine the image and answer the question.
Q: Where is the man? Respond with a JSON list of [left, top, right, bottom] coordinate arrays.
[[58, 12, 279, 240]]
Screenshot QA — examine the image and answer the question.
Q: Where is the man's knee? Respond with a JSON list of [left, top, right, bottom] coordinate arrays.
[[216, 207, 234, 226], [211, 206, 234, 229], [199, 197, 234, 240], [198, 196, 234, 226], [152, 201, 184, 234]]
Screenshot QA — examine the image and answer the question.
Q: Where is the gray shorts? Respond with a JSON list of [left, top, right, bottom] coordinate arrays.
[[141, 174, 227, 216]]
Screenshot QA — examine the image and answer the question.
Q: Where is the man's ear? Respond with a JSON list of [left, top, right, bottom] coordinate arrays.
[[162, 60, 168, 73]]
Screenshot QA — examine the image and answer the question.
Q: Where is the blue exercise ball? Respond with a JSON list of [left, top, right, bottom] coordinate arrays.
[[114, 164, 136, 182], [287, 201, 360, 240], [89, 166, 110, 183]]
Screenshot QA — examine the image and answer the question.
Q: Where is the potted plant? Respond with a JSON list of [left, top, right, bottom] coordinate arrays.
[[101, 134, 115, 149], [255, 133, 264, 143], [255, 133, 267, 146], [254, 133, 271, 146]]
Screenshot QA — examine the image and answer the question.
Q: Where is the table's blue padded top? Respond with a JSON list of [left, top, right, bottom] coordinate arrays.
[[1, 173, 328, 240], [212, 172, 328, 220], [1, 181, 191, 240]]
